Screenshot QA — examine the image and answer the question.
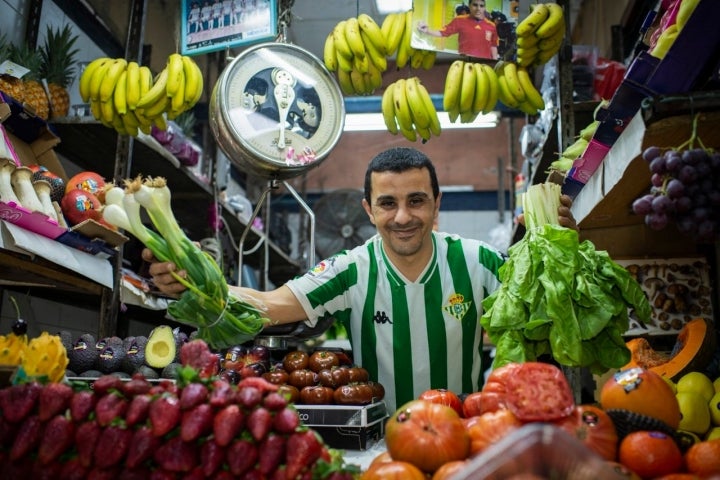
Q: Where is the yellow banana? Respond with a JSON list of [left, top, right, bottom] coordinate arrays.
[[392, 78, 413, 131], [381, 82, 399, 135], [399, 124, 417, 142], [79, 57, 111, 102], [534, 47, 559, 66], [385, 12, 405, 57], [336, 68, 355, 95], [333, 20, 354, 60], [459, 61, 477, 114], [496, 74, 519, 108], [111, 111, 126, 134], [421, 50, 436, 70], [480, 64, 499, 114], [363, 31, 388, 71], [357, 13, 387, 56], [88, 59, 113, 101], [502, 61, 525, 103], [460, 110, 479, 124], [516, 45, 540, 67], [395, 36, 410, 69], [410, 49, 424, 70], [517, 100, 540, 116], [136, 68, 168, 109], [516, 33, 539, 49], [535, 3, 565, 39], [100, 98, 116, 124], [138, 66, 153, 99], [113, 69, 128, 115], [182, 55, 202, 108], [125, 61, 141, 110], [120, 112, 139, 137], [443, 60, 464, 112], [516, 3, 550, 37], [323, 33, 338, 71], [367, 61, 383, 90], [170, 71, 185, 112], [538, 25, 565, 52], [416, 80, 440, 137], [349, 69, 367, 95], [153, 113, 168, 131], [89, 99, 102, 122], [99, 59, 128, 102], [447, 106, 460, 123], [353, 53, 370, 74], [165, 53, 185, 97], [517, 66, 544, 111], [471, 63, 489, 115], [381, 12, 397, 50], [344, 17, 367, 60], [405, 77, 430, 129], [415, 124, 432, 143], [336, 50, 353, 73], [133, 108, 153, 128], [142, 94, 169, 119]]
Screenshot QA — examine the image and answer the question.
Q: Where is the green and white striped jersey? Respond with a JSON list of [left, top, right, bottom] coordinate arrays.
[[286, 231, 505, 412]]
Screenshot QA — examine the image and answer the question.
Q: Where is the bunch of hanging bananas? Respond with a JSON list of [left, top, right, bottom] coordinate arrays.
[[493, 60, 545, 115], [381, 10, 436, 70], [382, 77, 441, 143], [514, 2, 565, 67], [442, 59, 499, 124], [78, 53, 203, 136], [324, 14, 388, 95]]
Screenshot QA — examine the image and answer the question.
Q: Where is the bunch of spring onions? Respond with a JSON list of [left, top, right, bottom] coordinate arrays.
[[103, 176, 268, 349]]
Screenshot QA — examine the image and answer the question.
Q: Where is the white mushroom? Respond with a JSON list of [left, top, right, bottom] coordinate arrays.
[[11, 166, 44, 212], [0, 158, 20, 205]]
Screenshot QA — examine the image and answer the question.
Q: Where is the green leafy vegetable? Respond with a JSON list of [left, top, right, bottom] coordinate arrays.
[[481, 183, 650, 374]]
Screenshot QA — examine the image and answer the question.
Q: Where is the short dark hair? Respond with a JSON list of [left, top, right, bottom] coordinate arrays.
[[364, 147, 440, 205]]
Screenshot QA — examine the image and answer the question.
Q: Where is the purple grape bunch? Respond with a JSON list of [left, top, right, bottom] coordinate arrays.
[[632, 146, 720, 242]]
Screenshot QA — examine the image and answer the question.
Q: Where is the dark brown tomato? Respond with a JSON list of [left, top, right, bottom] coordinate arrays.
[[262, 369, 289, 385], [287, 369, 319, 389], [368, 381, 385, 401], [276, 384, 300, 404], [333, 383, 375, 405], [308, 350, 340, 372], [318, 367, 350, 388], [299, 385, 334, 405], [347, 366, 370, 383], [282, 350, 309, 372]]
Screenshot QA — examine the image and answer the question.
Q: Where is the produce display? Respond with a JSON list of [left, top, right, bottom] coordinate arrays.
[[382, 77, 441, 143], [441, 60, 500, 123]]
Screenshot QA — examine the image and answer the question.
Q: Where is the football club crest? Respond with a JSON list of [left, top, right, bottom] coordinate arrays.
[[443, 293, 470, 321]]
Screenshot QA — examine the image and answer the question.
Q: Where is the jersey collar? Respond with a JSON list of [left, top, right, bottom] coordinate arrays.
[[379, 233, 438, 286]]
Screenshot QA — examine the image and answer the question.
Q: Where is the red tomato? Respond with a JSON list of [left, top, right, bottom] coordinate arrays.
[[419, 389, 463, 417], [361, 461, 426, 480], [462, 390, 505, 418], [467, 409, 523, 455], [299, 385, 334, 405], [554, 404, 619, 461], [503, 362, 575, 422], [484, 363, 522, 394], [385, 400, 470, 473], [431, 460, 469, 480]]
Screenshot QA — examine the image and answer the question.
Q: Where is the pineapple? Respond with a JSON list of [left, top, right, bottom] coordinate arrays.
[[0, 34, 25, 103], [39, 25, 79, 118], [8, 43, 49, 120]]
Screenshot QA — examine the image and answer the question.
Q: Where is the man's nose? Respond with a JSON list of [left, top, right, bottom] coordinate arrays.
[[394, 203, 413, 223]]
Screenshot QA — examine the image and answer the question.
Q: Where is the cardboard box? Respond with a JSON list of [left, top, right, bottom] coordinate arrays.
[[313, 418, 385, 451]]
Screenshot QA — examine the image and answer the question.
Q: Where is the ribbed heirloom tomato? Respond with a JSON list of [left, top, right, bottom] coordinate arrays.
[[361, 460, 426, 480], [419, 388, 463, 417], [467, 409, 523, 455], [384, 399, 470, 473], [554, 404, 619, 461]]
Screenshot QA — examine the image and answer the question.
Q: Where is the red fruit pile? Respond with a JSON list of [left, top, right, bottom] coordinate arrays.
[[0, 340, 357, 479]]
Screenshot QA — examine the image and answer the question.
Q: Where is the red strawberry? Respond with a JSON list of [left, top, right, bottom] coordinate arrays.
[[273, 406, 300, 434], [92, 375, 124, 395], [37, 414, 75, 464], [94, 425, 132, 468], [0, 414, 19, 448], [153, 435, 198, 472], [76, 421, 102, 467], [87, 466, 121, 480], [38, 382, 74, 421], [125, 425, 161, 469], [179, 382, 208, 410], [209, 379, 234, 408], [242, 469, 266, 480], [182, 466, 205, 480], [258, 432, 286, 476], [59, 457, 90, 480], [32, 458, 63, 479], [180, 403, 213, 442], [70, 390, 96, 422], [270, 465, 287, 480], [246, 406, 272, 442], [238, 376, 279, 393], [149, 393, 181, 437], [180, 339, 220, 378], [122, 376, 152, 396], [1, 382, 42, 423], [263, 391, 288, 411], [149, 469, 176, 480], [118, 467, 153, 480], [285, 430, 324, 480], [9, 414, 43, 461], [226, 438, 258, 476], [125, 393, 152, 427], [213, 404, 245, 446], [236, 386, 263, 409], [95, 392, 128, 426], [214, 471, 236, 480], [200, 439, 226, 477]]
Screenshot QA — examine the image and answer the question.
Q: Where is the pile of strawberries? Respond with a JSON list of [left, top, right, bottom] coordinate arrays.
[[0, 340, 357, 479]]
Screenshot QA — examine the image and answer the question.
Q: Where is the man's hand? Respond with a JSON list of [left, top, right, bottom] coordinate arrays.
[[141, 248, 187, 297], [516, 194, 579, 232]]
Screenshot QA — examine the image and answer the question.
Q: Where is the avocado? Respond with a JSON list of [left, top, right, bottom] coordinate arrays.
[[122, 336, 136, 353], [110, 371, 131, 379], [68, 333, 99, 374], [79, 369, 103, 378], [96, 344, 126, 374], [173, 328, 188, 362], [58, 330, 73, 353], [96, 336, 123, 353], [134, 365, 159, 380], [121, 336, 148, 374], [145, 325, 177, 369], [160, 362, 182, 379]]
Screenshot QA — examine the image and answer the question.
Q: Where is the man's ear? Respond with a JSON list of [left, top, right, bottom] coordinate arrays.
[[362, 198, 376, 226]]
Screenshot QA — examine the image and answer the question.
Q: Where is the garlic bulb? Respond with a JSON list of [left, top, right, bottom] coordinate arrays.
[[0, 158, 20, 205], [11, 166, 44, 212], [33, 179, 59, 221]]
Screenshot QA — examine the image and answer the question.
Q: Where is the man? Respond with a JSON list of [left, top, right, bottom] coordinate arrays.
[[145, 147, 577, 411], [418, 1, 499, 59]]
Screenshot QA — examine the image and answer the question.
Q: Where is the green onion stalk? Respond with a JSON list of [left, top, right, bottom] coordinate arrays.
[[103, 177, 268, 348], [480, 182, 651, 374]]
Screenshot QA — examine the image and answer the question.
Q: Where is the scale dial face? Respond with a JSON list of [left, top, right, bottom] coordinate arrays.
[[211, 42, 345, 179]]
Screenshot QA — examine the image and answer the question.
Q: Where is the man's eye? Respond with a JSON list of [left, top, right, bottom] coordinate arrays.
[[409, 197, 425, 206]]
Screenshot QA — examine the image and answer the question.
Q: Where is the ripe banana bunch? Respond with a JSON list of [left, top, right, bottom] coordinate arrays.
[[382, 77, 441, 143], [515, 2, 565, 67], [379, 10, 435, 70], [325, 14, 389, 95], [494, 60, 545, 115], [78, 54, 204, 136], [442, 60, 499, 124]]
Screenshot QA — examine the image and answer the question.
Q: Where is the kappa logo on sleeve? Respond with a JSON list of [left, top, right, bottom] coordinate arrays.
[[443, 293, 471, 321]]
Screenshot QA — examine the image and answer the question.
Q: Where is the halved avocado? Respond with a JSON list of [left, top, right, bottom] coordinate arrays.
[[145, 325, 176, 369]]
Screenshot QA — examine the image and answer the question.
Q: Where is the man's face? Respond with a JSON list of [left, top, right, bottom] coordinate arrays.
[[363, 168, 440, 260], [469, 1, 486, 19]]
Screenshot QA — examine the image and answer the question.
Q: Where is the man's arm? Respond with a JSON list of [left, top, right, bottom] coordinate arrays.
[[230, 285, 308, 325], [417, 22, 443, 37]]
